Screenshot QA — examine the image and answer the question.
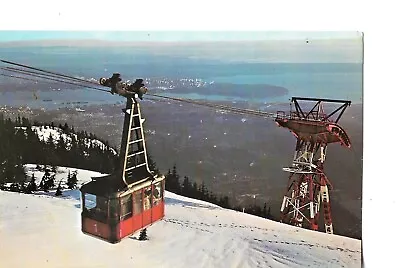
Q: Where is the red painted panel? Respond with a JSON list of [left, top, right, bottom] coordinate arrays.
[[151, 202, 165, 222], [132, 214, 143, 233], [118, 217, 133, 240], [326, 123, 351, 148], [142, 202, 165, 229], [82, 217, 110, 240], [114, 201, 165, 240], [142, 209, 152, 227]]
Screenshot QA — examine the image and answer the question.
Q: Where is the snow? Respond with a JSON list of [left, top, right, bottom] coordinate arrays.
[[0, 167, 361, 268], [24, 164, 104, 187], [16, 126, 117, 155]]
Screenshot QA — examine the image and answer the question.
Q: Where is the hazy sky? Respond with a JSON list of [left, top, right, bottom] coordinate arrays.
[[0, 31, 362, 42], [0, 31, 363, 63]]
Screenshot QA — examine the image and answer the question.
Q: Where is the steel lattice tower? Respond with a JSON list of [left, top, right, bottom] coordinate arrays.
[[275, 97, 351, 234]]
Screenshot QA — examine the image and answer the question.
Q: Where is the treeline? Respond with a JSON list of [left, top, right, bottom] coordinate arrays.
[[0, 113, 119, 185], [164, 164, 274, 220], [1, 113, 274, 221]]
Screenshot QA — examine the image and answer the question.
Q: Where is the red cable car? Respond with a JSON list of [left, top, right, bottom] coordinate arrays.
[[80, 96, 165, 243]]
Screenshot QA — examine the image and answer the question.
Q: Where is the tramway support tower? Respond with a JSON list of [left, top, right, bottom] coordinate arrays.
[[80, 86, 165, 243], [275, 97, 351, 234]]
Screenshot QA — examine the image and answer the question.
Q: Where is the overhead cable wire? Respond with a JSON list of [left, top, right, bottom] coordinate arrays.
[[1, 66, 99, 86], [0, 73, 41, 83], [1, 60, 278, 119], [0, 70, 110, 93], [0, 59, 102, 87], [148, 93, 277, 119]]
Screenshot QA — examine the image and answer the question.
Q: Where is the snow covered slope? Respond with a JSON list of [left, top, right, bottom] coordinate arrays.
[[16, 126, 117, 155], [0, 167, 361, 268]]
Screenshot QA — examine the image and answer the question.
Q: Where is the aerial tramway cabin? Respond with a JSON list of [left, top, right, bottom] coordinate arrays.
[[80, 96, 165, 243]]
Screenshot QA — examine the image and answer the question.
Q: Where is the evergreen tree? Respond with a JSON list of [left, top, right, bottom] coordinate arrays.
[[48, 174, 56, 189], [13, 162, 27, 184], [182, 176, 191, 196], [55, 181, 62, 196], [39, 169, 51, 191], [171, 165, 182, 194], [263, 203, 267, 218], [10, 182, 20, 192], [172, 164, 178, 178], [51, 164, 58, 173], [26, 173, 37, 193], [208, 192, 217, 204], [192, 181, 198, 199], [21, 116, 30, 127], [19, 181, 26, 193], [138, 228, 148, 241], [63, 122, 70, 134], [267, 206, 271, 219], [165, 169, 173, 191], [41, 174, 55, 192], [0, 113, 119, 187], [67, 170, 78, 189], [219, 196, 230, 209], [147, 153, 160, 175], [199, 181, 208, 200]]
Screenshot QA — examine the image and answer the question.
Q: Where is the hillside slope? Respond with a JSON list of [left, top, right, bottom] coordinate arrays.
[[0, 167, 361, 268]]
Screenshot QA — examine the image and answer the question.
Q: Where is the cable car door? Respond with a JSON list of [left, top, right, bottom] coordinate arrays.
[[142, 186, 153, 227]]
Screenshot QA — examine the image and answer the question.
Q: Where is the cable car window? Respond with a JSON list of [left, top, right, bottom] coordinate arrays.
[[120, 195, 132, 220], [133, 190, 142, 216], [143, 186, 152, 210], [96, 196, 108, 211], [84, 194, 108, 221], [153, 182, 162, 206], [95, 196, 108, 220], [84, 193, 96, 210]]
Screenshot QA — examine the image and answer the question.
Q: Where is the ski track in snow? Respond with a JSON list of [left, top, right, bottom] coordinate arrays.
[[0, 167, 361, 268]]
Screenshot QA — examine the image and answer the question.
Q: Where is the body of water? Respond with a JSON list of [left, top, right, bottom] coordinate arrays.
[[0, 46, 363, 108]]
